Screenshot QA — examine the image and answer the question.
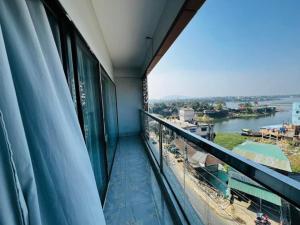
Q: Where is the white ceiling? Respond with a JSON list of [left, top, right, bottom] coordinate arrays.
[[91, 0, 168, 70]]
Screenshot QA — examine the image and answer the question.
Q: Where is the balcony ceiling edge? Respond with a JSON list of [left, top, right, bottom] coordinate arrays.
[[143, 0, 206, 77]]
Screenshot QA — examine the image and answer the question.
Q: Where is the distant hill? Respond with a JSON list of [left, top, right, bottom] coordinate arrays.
[[150, 95, 195, 102], [149, 94, 300, 103], [162, 95, 193, 100]]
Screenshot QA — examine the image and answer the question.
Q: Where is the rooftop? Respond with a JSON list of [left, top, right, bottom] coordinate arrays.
[[233, 141, 292, 172], [180, 107, 194, 111]]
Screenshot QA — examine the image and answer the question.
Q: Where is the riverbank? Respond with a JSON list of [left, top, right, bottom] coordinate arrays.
[[214, 133, 249, 150], [197, 112, 276, 123], [229, 112, 276, 119]]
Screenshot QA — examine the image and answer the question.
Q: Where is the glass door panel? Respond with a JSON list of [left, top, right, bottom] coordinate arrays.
[[76, 38, 108, 201], [101, 70, 119, 174]]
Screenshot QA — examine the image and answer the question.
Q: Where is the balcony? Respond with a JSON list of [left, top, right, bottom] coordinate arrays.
[[103, 136, 175, 225], [1, 0, 300, 225], [138, 111, 300, 225], [99, 111, 300, 225]]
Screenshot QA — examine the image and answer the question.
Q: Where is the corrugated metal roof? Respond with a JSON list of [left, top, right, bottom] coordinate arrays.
[[233, 141, 291, 172], [229, 178, 282, 206], [189, 151, 207, 167]]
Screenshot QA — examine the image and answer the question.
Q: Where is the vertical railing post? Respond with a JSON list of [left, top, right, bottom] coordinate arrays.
[[140, 110, 144, 137], [159, 123, 163, 173], [184, 139, 187, 210]]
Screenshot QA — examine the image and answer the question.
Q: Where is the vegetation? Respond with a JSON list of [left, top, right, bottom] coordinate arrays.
[[151, 102, 178, 117], [239, 102, 253, 114], [150, 100, 214, 117], [196, 114, 214, 123], [289, 155, 300, 173], [215, 101, 225, 111], [280, 140, 300, 173], [214, 133, 248, 150], [150, 99, 276, 121]]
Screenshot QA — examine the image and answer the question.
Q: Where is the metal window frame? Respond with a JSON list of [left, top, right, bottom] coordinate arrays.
[[74, 34, 109, 202], [100, 67, 120, 177], [42, 0, 120, 204]]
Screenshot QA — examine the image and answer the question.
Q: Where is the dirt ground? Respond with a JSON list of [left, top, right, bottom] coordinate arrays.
[[164, 147, 280, 225]]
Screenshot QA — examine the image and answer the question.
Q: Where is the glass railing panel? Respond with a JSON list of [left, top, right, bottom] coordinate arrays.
[[145, 114, 160, 164], [183, 139, 285, 225], [163, 128, 297, 225], [184, 139, 218, 225], [141, 111, 300, 225], [161, 125, 203, 224]]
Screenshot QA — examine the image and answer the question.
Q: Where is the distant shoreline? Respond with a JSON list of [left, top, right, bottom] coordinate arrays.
[[196, 112, 277, 123]]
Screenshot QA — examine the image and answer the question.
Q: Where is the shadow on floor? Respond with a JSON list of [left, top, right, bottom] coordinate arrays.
[[104, 136, 175, 225]]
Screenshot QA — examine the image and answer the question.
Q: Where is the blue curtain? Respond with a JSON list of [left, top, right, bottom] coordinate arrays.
[[0, 0, 105, 224]]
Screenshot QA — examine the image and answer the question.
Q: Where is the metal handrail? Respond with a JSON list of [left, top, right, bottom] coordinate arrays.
[[141, 110, 300, 208]]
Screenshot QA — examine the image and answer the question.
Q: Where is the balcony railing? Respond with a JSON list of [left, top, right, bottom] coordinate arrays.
[[141, 110, 300, 225]]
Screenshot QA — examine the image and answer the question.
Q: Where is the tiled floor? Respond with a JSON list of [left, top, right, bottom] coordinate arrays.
[[103, 136, 175, 225]]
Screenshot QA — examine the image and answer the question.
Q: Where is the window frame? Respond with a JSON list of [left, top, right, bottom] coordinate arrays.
[[42, 0, 119, 203], [100, 66, 120, 176]]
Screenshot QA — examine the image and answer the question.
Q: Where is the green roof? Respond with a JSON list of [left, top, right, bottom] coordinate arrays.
[[233, 141, 291, 172], [229, 178, 282, 206]]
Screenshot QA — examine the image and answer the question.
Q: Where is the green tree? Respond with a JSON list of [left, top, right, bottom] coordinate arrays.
[[215, 101, 225, 111]]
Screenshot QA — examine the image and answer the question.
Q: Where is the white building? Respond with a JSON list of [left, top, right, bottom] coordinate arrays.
[[292, 103, 300, 125], [179, 108, 195, 122], [169, 119, 215, 141]]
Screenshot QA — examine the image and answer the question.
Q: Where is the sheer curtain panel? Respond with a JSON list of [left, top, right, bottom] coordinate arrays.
[[0, 0, 106, 224]]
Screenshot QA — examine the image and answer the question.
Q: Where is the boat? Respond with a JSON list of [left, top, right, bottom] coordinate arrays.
[[241, 129, 261, 137]]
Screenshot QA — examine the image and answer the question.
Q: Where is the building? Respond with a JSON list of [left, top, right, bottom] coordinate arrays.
[[232, 141, 292, 172], [1, 1, 300, 225], [229, 141, 292, 207], [179, 107, 195, 122], [169, 118, 215, 140], [189, 151, 222, 171], [293, 102, 300, 125]]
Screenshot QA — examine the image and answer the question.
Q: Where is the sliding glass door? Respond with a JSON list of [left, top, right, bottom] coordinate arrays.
[[45, 8, 63, 60], [45, 4, 119, 202], [101, 70, 119, 174], [76, 37, 108, 200]]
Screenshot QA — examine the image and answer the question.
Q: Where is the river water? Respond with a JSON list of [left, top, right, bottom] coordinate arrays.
[[213, 97, 300, 133]]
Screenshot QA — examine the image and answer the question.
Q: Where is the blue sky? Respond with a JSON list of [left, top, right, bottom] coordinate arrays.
[[148, 0, 300, 99]]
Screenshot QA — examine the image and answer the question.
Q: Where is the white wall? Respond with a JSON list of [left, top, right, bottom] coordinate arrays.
[[115, 73, 143, 136], [58, 0, 114, 79], [56, 0, 145, 136], [292, 103, 300, 125], [142, 0, 185, 73]]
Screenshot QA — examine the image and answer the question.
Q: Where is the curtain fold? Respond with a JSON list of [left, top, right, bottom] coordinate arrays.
[[0, 0, 105, 224], [0, 111, 28, 225]]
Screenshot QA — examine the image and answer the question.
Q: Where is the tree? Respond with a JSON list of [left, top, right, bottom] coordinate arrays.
[[215, 101, 225, 111]]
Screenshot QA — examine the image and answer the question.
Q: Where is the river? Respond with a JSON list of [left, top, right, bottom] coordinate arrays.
[[213, 97, 300, 133]]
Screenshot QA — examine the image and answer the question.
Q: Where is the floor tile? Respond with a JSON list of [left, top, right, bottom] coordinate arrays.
[[104, 136, 175, 225]]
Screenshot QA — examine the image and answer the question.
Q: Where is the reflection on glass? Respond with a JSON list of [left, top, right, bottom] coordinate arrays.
[[76, 39, 107, 201], [65, 35, 77, 112], [147, 117, 160, 163], [101, 71, 119, 174], [45, 9, 63, 60]]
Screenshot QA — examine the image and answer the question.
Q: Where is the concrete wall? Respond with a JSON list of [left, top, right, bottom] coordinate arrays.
[[58, 0, 114, 79], [142, 0, 185, 73], [57, 1, 144, 136], [115, 71, 143, 136]]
